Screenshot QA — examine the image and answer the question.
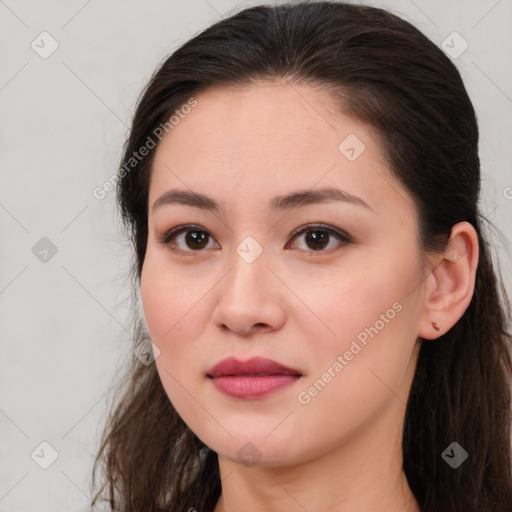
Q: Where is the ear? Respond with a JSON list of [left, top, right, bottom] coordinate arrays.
[[418, 221, 479, 340]]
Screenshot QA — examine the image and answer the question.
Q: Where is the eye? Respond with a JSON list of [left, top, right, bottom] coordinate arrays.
[[157, 223, 351, 254], [286, 223, 351, 253], [157, 224, 219, 253]]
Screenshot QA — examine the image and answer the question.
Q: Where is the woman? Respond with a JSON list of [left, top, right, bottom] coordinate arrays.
[[91, 2, 512, 511]]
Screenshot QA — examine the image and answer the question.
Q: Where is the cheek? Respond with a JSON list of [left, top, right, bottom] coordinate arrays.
[[140, 263, 205, 412], [141, 257, 197, 340], [140, 258, 214, 375], [140, 267, 173, 341], [297, 257, 420, 413], [295, 249, 421, 397], [304, 261, 413, 354]]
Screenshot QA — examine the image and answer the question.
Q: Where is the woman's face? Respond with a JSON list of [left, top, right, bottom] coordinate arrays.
[[141, 82, 428, 466]]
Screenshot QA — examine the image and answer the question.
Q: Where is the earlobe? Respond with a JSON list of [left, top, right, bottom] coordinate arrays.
[[418, 222, 479, 340]]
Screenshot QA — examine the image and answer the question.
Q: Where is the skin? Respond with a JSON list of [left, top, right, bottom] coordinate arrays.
[[140, 81, 478, 512]]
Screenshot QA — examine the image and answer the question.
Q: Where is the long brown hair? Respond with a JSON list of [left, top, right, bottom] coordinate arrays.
[[90, 2, 512, 510]]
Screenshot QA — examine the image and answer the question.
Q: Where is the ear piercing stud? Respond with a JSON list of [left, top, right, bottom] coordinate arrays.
[[432, 321, 441, 332]]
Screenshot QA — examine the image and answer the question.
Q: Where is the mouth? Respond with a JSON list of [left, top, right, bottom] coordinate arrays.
[[208, 374, 301, 399], [206, 356, 302, 378], [206, 356, 303, 399]]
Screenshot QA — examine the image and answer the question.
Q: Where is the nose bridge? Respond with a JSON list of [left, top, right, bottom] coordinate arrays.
[[225, 236, 269, 301], [212, 235, 284, 334]]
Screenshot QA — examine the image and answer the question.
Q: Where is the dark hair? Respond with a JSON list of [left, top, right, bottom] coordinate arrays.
[[91, 1, 512, 511]]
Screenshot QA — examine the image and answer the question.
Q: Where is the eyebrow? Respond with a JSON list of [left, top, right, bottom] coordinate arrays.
[[152, 187, 373, 214]]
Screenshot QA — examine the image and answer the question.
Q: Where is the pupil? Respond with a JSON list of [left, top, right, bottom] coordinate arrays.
[[306, 230, 328, 250], [186, 231, 208, 249]]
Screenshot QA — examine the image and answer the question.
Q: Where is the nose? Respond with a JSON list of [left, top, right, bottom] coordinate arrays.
[[211, 245, 286, 337]]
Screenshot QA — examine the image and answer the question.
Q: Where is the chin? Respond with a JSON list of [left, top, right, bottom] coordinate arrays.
[[198, 430, 306, 468]]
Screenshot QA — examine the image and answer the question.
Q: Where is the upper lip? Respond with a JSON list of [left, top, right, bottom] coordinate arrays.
[[207, 356, 302, 378]]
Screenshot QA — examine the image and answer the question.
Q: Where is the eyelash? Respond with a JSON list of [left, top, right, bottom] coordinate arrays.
[[157, 223, 352, 255]]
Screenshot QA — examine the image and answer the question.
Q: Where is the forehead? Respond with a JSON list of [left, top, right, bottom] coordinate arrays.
[[149, 82, 414, 221], [155, 82, 350, 162]]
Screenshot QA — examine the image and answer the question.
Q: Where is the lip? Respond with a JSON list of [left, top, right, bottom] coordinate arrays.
[[207, 356, 301, 378], [207, 356, 302, 399]]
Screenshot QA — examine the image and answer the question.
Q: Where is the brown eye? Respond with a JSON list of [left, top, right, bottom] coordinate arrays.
[[159, 225, 219, 252], [158, 223, 351, 255], [304, 230, 330, 251], [288, 224, 351, 253], [182, 230, 210, 250]]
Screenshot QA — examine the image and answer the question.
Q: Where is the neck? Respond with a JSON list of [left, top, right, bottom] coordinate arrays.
[[212, 400, 421, 512]]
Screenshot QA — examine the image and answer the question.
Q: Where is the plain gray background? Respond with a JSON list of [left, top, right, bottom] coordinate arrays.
[[1, 1, 511, 510]]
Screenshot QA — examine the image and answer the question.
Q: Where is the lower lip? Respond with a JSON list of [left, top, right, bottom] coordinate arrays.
[[209, 375, 300, 399]]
